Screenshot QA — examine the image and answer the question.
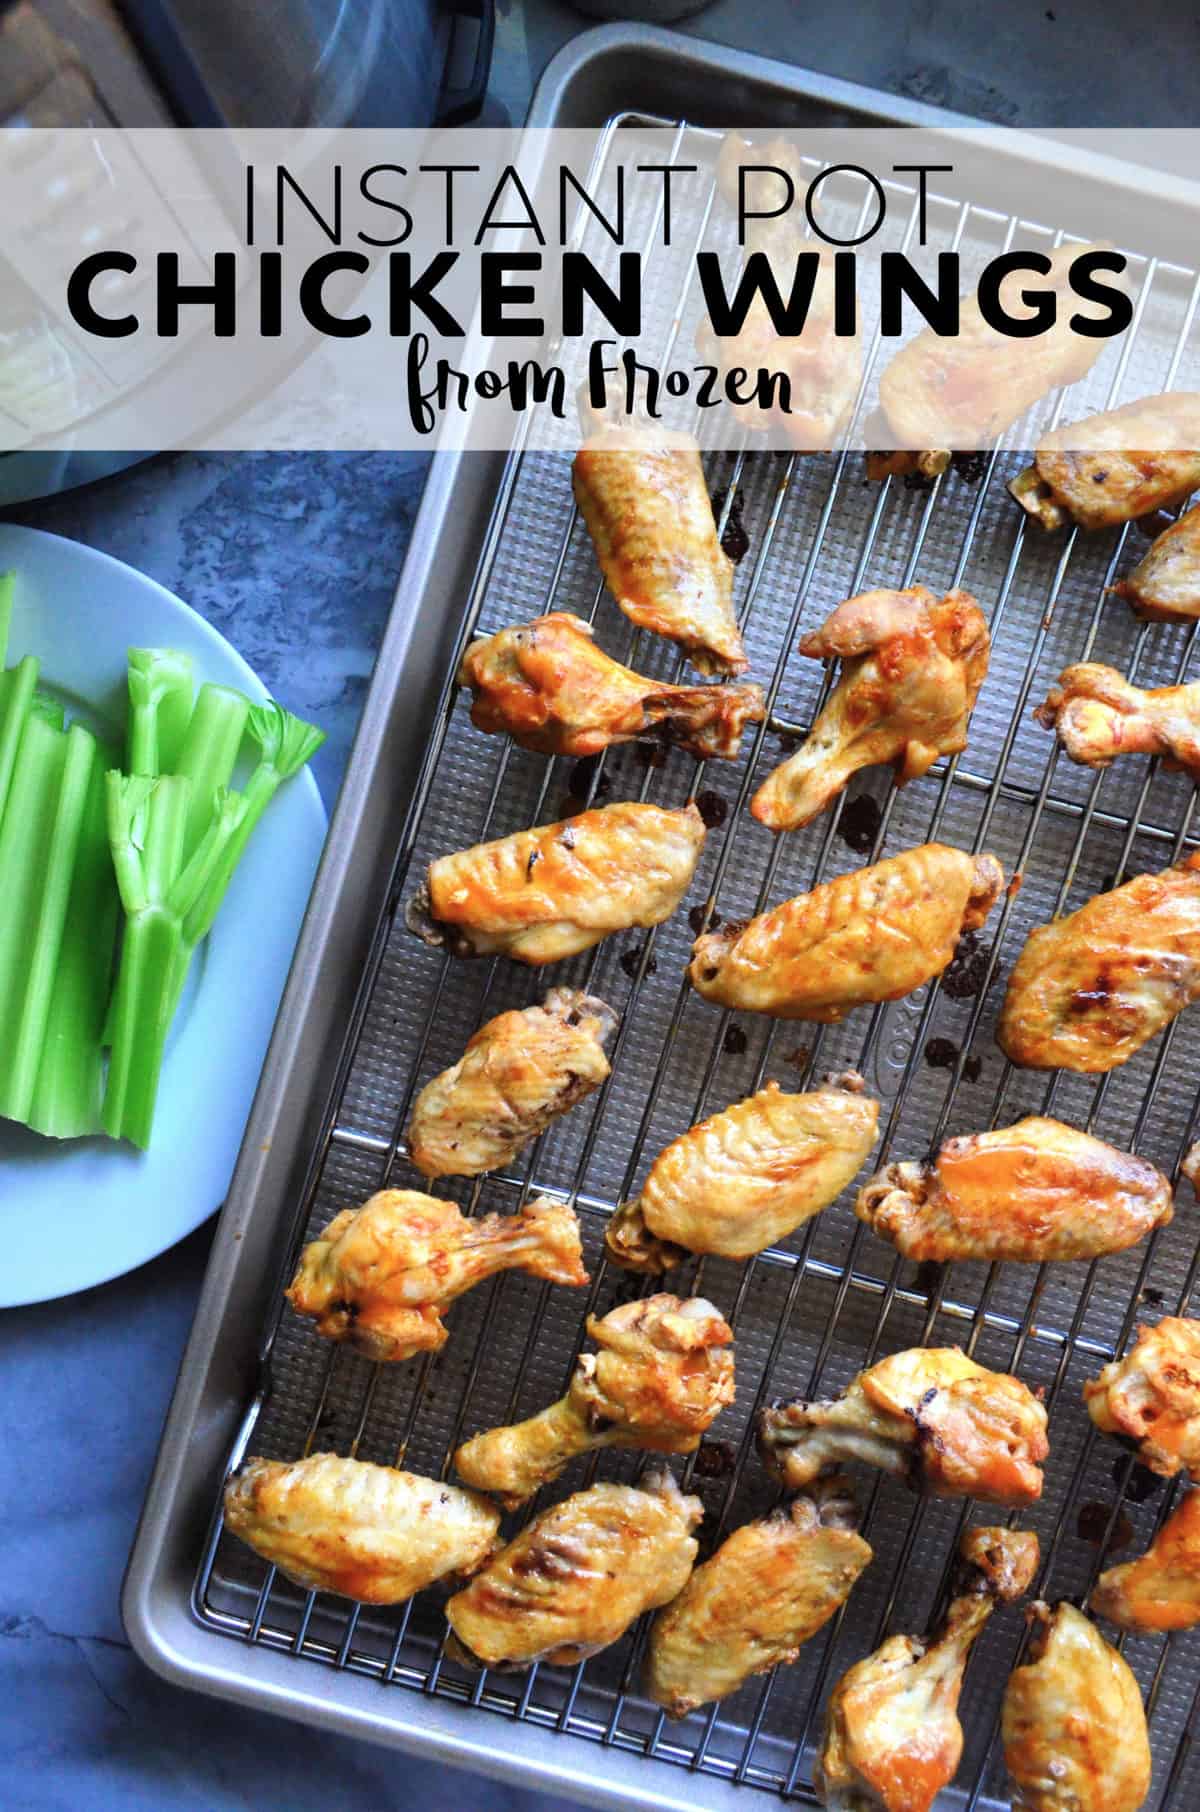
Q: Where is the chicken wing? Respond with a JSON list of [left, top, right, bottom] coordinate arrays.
[[855, 1116, 1173, 1265], [814, 1526, 1040, 1812], [445, 1469, 702, 1670], [286, 1192, 587, 1364], [1111, 502, 1200, 622], [1035, 663, 1200, 782], [407, 800, 706, 966], [1092, 1487, 1200, 1632], [606, 1074, 880, 1272], [645, 1474, 873, 1718], [1009, 391, 1200, 531], [454, 1294, 734, 1508], [1084, 1317, 1200, 1481], [458, 613, 765, 761], [751, 588, 990, 832], [997, 852, 1200, 1073], [223, 1454, 500, 1604], [689, 843, 1004, 1022], [1002, 1601, 1151, 1812], [758, 1347, 1049, 1505], [406, 988, 616, 1179]]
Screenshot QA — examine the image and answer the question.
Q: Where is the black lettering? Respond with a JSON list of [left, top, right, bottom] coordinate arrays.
[[736, 162, 793, 249], [156, 252, 237, 337], [1068, 249, 1133, 338], [892, 165, 953, 245], [275, 164, 341, 246], [298, 252, 370, 337], [880, 251, 959, 336], [806, 165, 886, 246], [635, 163, 697, 247], [66, 252, 137, 337], [562, 252, 640, 336], [834, 251, 857, 336], [697, 249, 818, 337], [977, 252, 1055, 337], [259, 251, 282, 336], [475, 166, 544, 245], [481, 252, 543, 335], [358, 164, 413, 247], [560, 165, 624, 245], [388, 251, 463, 336]]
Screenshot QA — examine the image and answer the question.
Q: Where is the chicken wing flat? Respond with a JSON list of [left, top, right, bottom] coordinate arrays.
[[406, 988, 616, 1179], [572, 427, 746, 676], [606, 1074, 880, 1272], [1084, 1317, 1200, 1481], [1092, 1487, 1200, 1632], [454, 1294, 734, 1508], [1111, 501, 1200, 621], [689, 843, 1004, 1022], [1010, 391, 1200, 531], [646, 1475, 872, 1718], [997, 852, 1200, 1073], [751, 588, 990, 832], [856, 1116, 1173, 1265], [1036, 663, 1200, 782], [458, 613, 765, 761], [445, 1469, 702, 1670], [223, 1454, 500, 1604], [758, 1347, 1049, 1505], [408, 799, 706, 966], [1002, 1601, 1151, 1812], [286, 1192, 587, 1364]]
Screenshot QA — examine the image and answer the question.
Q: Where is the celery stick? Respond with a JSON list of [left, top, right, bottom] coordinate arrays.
[[31, 690, 65, 729], [174, 682, 249, 862], [0, 571, 13, 664], [0, 654, 38, 827], [127, 647, 194, 777]]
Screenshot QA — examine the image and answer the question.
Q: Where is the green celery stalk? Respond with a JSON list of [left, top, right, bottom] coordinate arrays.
[[31, 690, 65, 729], [174, 682, 249, 862], [127, 647, 194, 777], [0, 653, 38, 828]]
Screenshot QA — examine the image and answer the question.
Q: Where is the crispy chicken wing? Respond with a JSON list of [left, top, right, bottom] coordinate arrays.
[[286, 1192, 587, 1364], [758, 1347, 1049, 1505], [407, 800, 706, 966], [855, 1116, 1173, 1264], [1036, 663, 1200, 782], [1111, 502, 1200, 621], [689, 843, 1004, 1022], [1084, 1317, 1200, 1480], [751, 588, 990, 832], [454, 1294, 735, 1508], [1092, 1488, 1200, 1632], [646, 1474, 873, 1718], [223, 1454, 500, 1604], [1002, 1601, 1151, 1812], [606, 1074, 880, 1272], [1010, 391, 1200, 531], [997, 852, 1200, 1072], [406, 988, 616, 1179], [445, 1469, 702, 1670]]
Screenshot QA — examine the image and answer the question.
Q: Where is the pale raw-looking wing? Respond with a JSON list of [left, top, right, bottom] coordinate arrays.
[[1009, 390, 1200, 530], [1084, 1316, 1200, 1480], [1035, 662, 1200, 781], [1111, 502, 1200, 621], [1092, 1488, 1200, 1632]]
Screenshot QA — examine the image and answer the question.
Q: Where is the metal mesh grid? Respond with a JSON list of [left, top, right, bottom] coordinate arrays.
[[193, 116, 1200, 1808]]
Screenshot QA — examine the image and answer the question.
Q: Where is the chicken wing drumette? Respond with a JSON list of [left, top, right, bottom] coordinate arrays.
[[1111, 502, 1200, 622], [814, 1526, 1040, 1812], [458, 613, 765, 761], [445, 1469, 702, 1670], [454, 1294, 735, 1508], [646, 1474, 873, 1718], [856, 1116, 1173, 1265], [286, 1192, 587, 1364], [1092, 1487, 1200, 1632], [1010, 390, 1200, 531], [406, 988, 616, 1179], [1084, 1317, 1200, 1480], [1036, 663, 1200, 783], [751, 587, 990, 832], [407, 800, 706, 966], [223, 1454, 500, 1604], [758, 1347, 1049, 1505], [689, 843, 1004, 1021]]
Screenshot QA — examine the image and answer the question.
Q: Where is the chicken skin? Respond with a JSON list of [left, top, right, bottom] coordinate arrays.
[[814, 1526, 1040, 1812], [646, 1474, 872, 1718], [1010, 390, 1200, 531], [997, 852, 1200, 1073], [454, 1294, 735, 1508], [572, 426, 746, 676], [1036, 663, 1200, 783], [758, 1347, 1049, 1505], [286, 1192, 587, 1364], [222, 1454, 500, 1604], [689, 843, 1004, 1022], [855, 1117, 1173, 1265], [444, 1469, 702, 1670], [1092, 1487, 1200, 1632], [407, 800, 706, 966], [1001, 1601, 1151, 1812], [606, 1074, 880, 1272], [1111, 502, 1200, 622], [751, 588, 990, 832], [1084, 1317, 1200, 1481], [406, 988, 616, 1179]]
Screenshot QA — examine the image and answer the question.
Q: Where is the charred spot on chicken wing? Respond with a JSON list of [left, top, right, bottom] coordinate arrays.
[[1009, 391, 1200, 531]]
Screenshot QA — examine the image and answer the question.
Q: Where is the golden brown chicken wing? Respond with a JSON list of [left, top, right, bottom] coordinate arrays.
[[1010, 391, 1200, 531], [407, 800, 706, 966], [689, 843, 1004, 1022], [751, 588, 990, 832], [1036, 663, 1200, 782], [223, 1454, 500, 1604], [606, 1074, 880, 1272], [645, 1474, 873, 1718], [997, 853, 1200, 1073], [1092, 1487, 1200, 1632], [406, 988, 616, 1179], [445, 1469, 702, 1670], [758, 1347, 1049, 1505], [1002, 1601, 1151, 1812], [286, 1191, 587, 1364], [1084, 1317, 1200, 1481], [855, 1116, 1173, 1265], [1111, 502, 1200, 622], [454, 1294, 734, 1508]]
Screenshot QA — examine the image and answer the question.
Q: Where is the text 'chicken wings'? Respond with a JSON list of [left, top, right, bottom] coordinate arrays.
[[1092, 1487, 1200, 1632], [1084, 1317, 1200, 1481], [1036, 663, 1200, 783], [751, 588, 990, 833], [1009, 390, 1200, 532], [1111, 501, 1200, 622]]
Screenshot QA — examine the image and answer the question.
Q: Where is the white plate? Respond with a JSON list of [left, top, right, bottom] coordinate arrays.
[[0, 525, 328, 1305]]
